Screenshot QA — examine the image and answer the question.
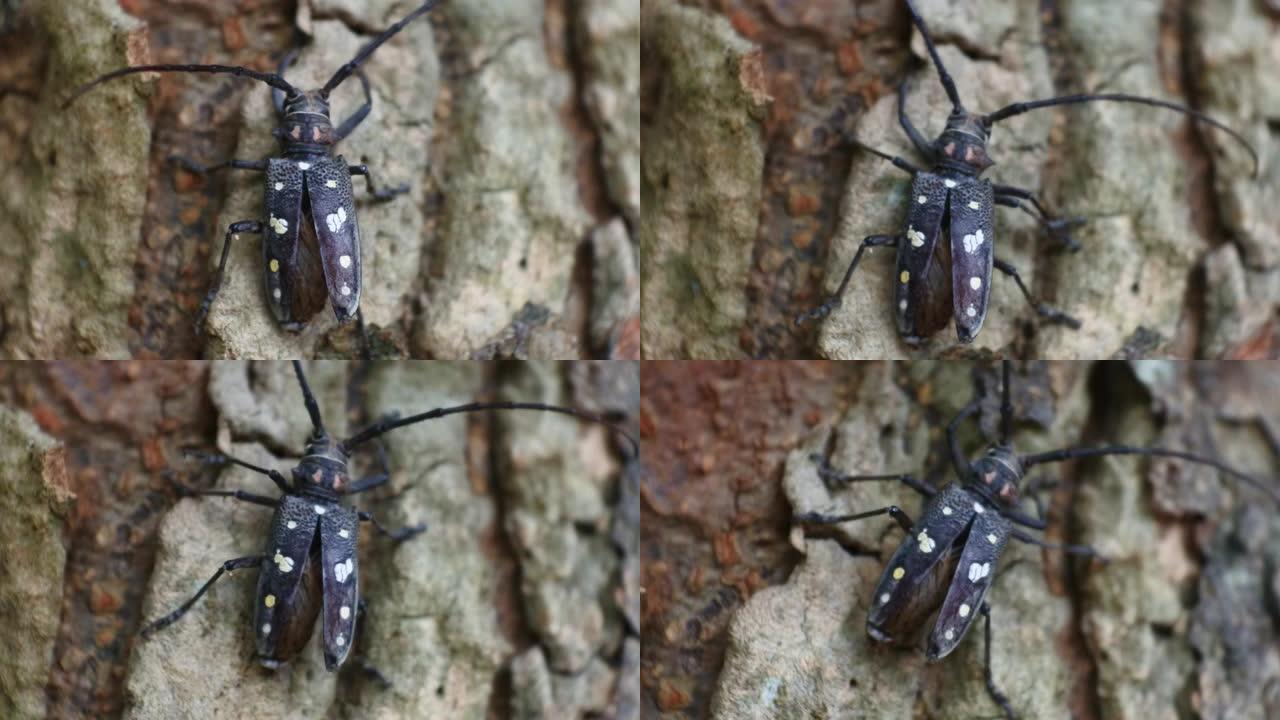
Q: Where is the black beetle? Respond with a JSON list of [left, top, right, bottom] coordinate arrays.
[[140, 360, 637, 675], [798, 361, 1278, 718], [64, 1, 444, 351], [796, 0, 1258, 345]]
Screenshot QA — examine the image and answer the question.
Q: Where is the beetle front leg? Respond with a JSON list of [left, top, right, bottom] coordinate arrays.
[[992, 258, 1081, 330], [796, 234, 898, 325], [349, 164, 410, 202], [993, 185, 1085, 252], [358, 511, 426, 542], [194, 220, 263, 334], [140, 555, 263, 637]]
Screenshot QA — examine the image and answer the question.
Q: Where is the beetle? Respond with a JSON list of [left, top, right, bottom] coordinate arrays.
[[797, 361, 1279, 718], [64, 1, 444, 352], [796, 0, 1259, 345], [139, 360, 637, 675]]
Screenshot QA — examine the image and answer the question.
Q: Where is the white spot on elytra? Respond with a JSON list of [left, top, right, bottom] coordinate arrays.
[[969, 562, 991, 582], [287, 521, 297, 530], [963, 229, 985, 254], [966, 305, 977, 318], [944, 628, 955, 640], [917, 529, 936, 554], [273, 288, 282, 300], [899, 299, 908, 312], [340, 284, 352, 297], [298, 162, 311, 170], [262, 623, 271, 635], [907, 226, 926, 248], [268, 215, 288, 236], [987, 533, 998, 545], [339, 255, 352, 269], [917, 194, 928, 204], [326, 180, 338, 189], [339, 529, 350, 539], [944, 179, 957, 189], [880, 593, 890, 604], [274, 182, 284, 191], [970, 277, 982, 290], [325, 206, 348, 233], [273, 549, 294, 574], [941, 506, 953, 516], [973, 502, 985, 514], [314, 505, 327, 515], [334, 558, 354, 584], [969, 201, 980, 210], [959, 603, 971, 618], [336, 634, 346, 647], [340, 605, 351, 620]]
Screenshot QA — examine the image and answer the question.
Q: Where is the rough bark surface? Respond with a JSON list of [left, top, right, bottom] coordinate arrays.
[[0, 0, 639, 360], [641, 360, 1280, 720], [0, 405, 73, 720], [638, 0, 1279, 359]]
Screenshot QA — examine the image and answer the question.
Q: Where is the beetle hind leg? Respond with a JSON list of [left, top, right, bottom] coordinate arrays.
[[980, 604, 1017, 720], [993, 257, 1081, 330]]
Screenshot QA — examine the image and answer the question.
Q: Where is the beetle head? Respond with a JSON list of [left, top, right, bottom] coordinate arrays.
[[276, 91, 337, 149], [293, 433, 351, 495], [934, 111, 995, 175], [968, 445, 1022, 507]]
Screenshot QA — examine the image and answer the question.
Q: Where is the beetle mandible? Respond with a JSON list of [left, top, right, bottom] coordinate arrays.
[[140, 360, 637, 676], [796, 0, 1259, 345], [65, 1, 444, 350], [798, 361, 1279, 719]]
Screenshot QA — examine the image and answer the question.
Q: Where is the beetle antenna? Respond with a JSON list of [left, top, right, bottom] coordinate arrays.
[[292, 361, 328, 438], [1020, 446, 1280, 504], [983, 93, 1259, 179], [62, 64, 299, 109], [999, 360, 1012, 446], [321, 0, 442, 96], [341, 402, 639, 459], [903, 0, 964, 111]]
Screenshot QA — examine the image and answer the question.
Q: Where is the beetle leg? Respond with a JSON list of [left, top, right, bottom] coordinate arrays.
[[170, 157, 267, 178], [992, 258, 1082, 330], [1009, 529, 1107, 563], [358, 511, 427, 542], [980, 604, 1017, 720], [140, 555, 263, 638], [164, 473, 278, 508], [993, 185, 1085, 252], [897, 78, 935, 160], [1021, 475, 1059, 522], [335, 70, 374, 140], [796, 234, 898, 325], [808, 453, 936, 498], [194, 220, 264, 334], [349, 164, 410, 203], [794, 505, 914, 534], [183, 448, 292, 493]]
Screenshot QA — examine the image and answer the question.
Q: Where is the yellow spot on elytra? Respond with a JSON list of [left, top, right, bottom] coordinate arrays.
[[265, 594, 276, 608], [269, 259, 280, 273], [892, 567, 905, 580], [900, 270, 910, 284]]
